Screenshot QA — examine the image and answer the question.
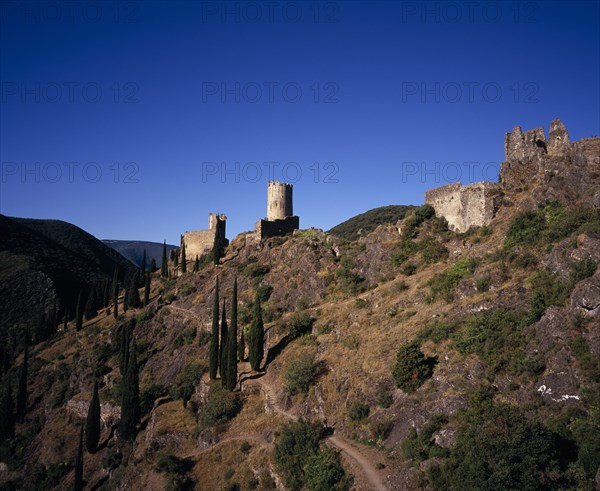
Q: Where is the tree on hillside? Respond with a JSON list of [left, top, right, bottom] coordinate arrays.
[[248, 290, 265, 371], [127, 272, 141, 309], [119, 323, 131, 376], [161, 241, 168, 278], [212, 225, 223, 265], [392, 342, 433, 393], [180, 238, 187, 273], [85, 378, 101, 453], [112, 266, 119, 319], [103, 280, 110, 308], [140, 249, 147, 277], [149, 258, 157, 273], [194, 255, 200, 272], [144, 272, 150, 307], [226, 278, 238, 391], [16, 344, 28, 421], [74, 425, 84, 491], [75, 289, 84, 331], [120, 339, 140, 441], [84, 286, 98, 320], [209, 278, 219, 380], [220, 300, 228, 387], [0, 379, 15, 443], [238, 326, 246, 362]]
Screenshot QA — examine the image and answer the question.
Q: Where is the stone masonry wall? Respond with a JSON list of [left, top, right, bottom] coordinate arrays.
[[425, 181, 501, 233]]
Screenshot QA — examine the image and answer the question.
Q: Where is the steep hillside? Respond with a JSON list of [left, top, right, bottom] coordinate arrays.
[[0, 216, 134, 334], [103, 240, 178, 268], [328, 205, 415, 241]]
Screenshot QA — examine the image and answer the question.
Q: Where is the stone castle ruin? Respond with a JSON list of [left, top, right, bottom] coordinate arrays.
[[181, 213, 227, 260], [253, 180, 300, 240], [425, 118, 600, 232]]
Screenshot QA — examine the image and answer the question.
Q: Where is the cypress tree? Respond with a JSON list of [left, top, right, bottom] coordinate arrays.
[[219, 300, 228, 386], [180, 238, 187, 273], [209, 278, 219, 380], [85, 379, 101, 453], [238, 327, 246, 362], [0, 380, 15, 443], [112, 266, 119, 319], [74, 424, 84, 491], [48, 300, 57, 338], [34, 311, 46, 344], [194, 255, 200, 272], [127, 272, 141, 309], [140, 249, 147, 277], [75, 289, 84, 331], [123, 275, 129, 313], [161, 241, 168, 278], [212, 225, 222, 265], [16, 345, 28, 420], [226, 279, 238, 391], [103, 280, 110, 308], [150, 258, 157, 273], [120, 340, 140, 441], [119, 323, 130, 376], [248, 291, 265, 372], [84, 287, 97, 320], [144, 272, 150, 307]]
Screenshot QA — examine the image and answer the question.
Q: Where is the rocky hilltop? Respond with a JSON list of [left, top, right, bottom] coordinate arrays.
[[0, 120, 599, 491]]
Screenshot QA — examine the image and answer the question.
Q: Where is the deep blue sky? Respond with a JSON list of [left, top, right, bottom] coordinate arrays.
[[1, 0, 599, 244]]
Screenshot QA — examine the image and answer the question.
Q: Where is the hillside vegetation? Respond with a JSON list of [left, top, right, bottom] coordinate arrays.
[[328, 205, 415, 241]]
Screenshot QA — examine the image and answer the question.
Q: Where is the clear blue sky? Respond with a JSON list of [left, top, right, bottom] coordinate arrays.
[[1, 0, 598, 243]]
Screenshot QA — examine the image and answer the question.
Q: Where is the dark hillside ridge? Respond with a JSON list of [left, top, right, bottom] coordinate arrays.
[[328, 205, 415, 241], [103, 239, 178, 267]]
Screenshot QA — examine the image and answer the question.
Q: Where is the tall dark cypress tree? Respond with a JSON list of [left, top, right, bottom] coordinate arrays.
[[16, 345, 28, 420], [120, 339, 140, 441], [74, 424, 84, 491], [238, 326, 246, 362], [85, 379, 101, 453], [212, 226, 222, 265], [144, 272, 150, 307], [161, 241, 168, 278], [0, 379, 15, 443], [219, 300, 228, 386], [112, 266, 119, 319], [149, 258, 157, 273], [209, 279, 219, 380], [194, 255, 200, 272], [84, 287, 97, 320], [226, 279, 238, 391], [119, 324, 130, 376], [127, 272, 141, 309], [140, 249, 147, 277], [248, 291, 265, 372], [180, 238, 187, 273], [103, 280, 110, 308], [75, 289, 84, 331]]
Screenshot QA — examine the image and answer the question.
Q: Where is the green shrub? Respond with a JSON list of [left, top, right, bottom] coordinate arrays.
[[288, 312, 314, 338], [197, 330, 211, 346], [504, 210, 546, 248], [284, 351, 321, 395], [171, 363, 206, 407], [400, 262, 417, 276], [178, 283, 196, 297], [375, 383, 394, 408], [524, 270, 570, 325], [335, 257, 365, 295], [402, 204, 435, 239], [256, 284, 274, 303], [244, 263, 270, 279], [304, 446, 351, 491], [427, 258, 477, 302], [401, 414, 449, 463], [421, 238, 449, 264], [392, 342, 433, 393], [475, 275, 491, 292], [354, 298, 368, 309], [140, 383, 167, 415], [201, 383, 242, 427], [347, 401, 370, 422], [155, 453, 193, 475], [240, 441, 252, 454], [570, 257, 597, 283]]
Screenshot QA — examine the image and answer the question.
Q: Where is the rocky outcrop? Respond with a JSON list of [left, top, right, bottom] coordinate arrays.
[[570, 274, 600, 320]]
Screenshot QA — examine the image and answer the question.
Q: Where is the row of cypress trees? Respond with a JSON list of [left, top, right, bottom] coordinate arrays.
[[208, 278, 265, 390]]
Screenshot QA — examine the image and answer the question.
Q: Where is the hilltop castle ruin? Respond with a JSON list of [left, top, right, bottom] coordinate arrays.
[[181, 213, 227, 260], [254, 180, 300, 240], [425, 118, 600, 232]]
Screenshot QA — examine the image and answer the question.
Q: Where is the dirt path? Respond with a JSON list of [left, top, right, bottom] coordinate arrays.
[[246, 377, 388, 491]]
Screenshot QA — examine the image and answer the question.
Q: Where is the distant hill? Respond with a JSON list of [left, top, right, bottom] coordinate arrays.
[[0, 215, 134, 332], [103, 240, 178, 267], [328, 205, 415, 241]]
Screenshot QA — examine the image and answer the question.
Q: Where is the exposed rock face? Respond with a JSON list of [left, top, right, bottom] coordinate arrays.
[[66, 398, 121, 427], [536, 346, 582, 405], [544, 233, 600, 279], [570, 274, 600, 320], [424, 182, 502, 233], [547, 118, 570, 156]]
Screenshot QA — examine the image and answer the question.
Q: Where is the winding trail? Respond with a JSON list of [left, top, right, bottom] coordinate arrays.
[[246, 377, 387, 491]]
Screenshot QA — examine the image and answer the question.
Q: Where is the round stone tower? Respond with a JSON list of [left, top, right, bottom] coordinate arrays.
[[267, 181, 293, 220]]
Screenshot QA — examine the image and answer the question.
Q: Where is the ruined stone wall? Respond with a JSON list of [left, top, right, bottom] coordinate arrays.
[[267, 181, 293, 220], [425, 181, 501, 233], [255, 216, 299, 240], [182, 213, 227, 260]]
